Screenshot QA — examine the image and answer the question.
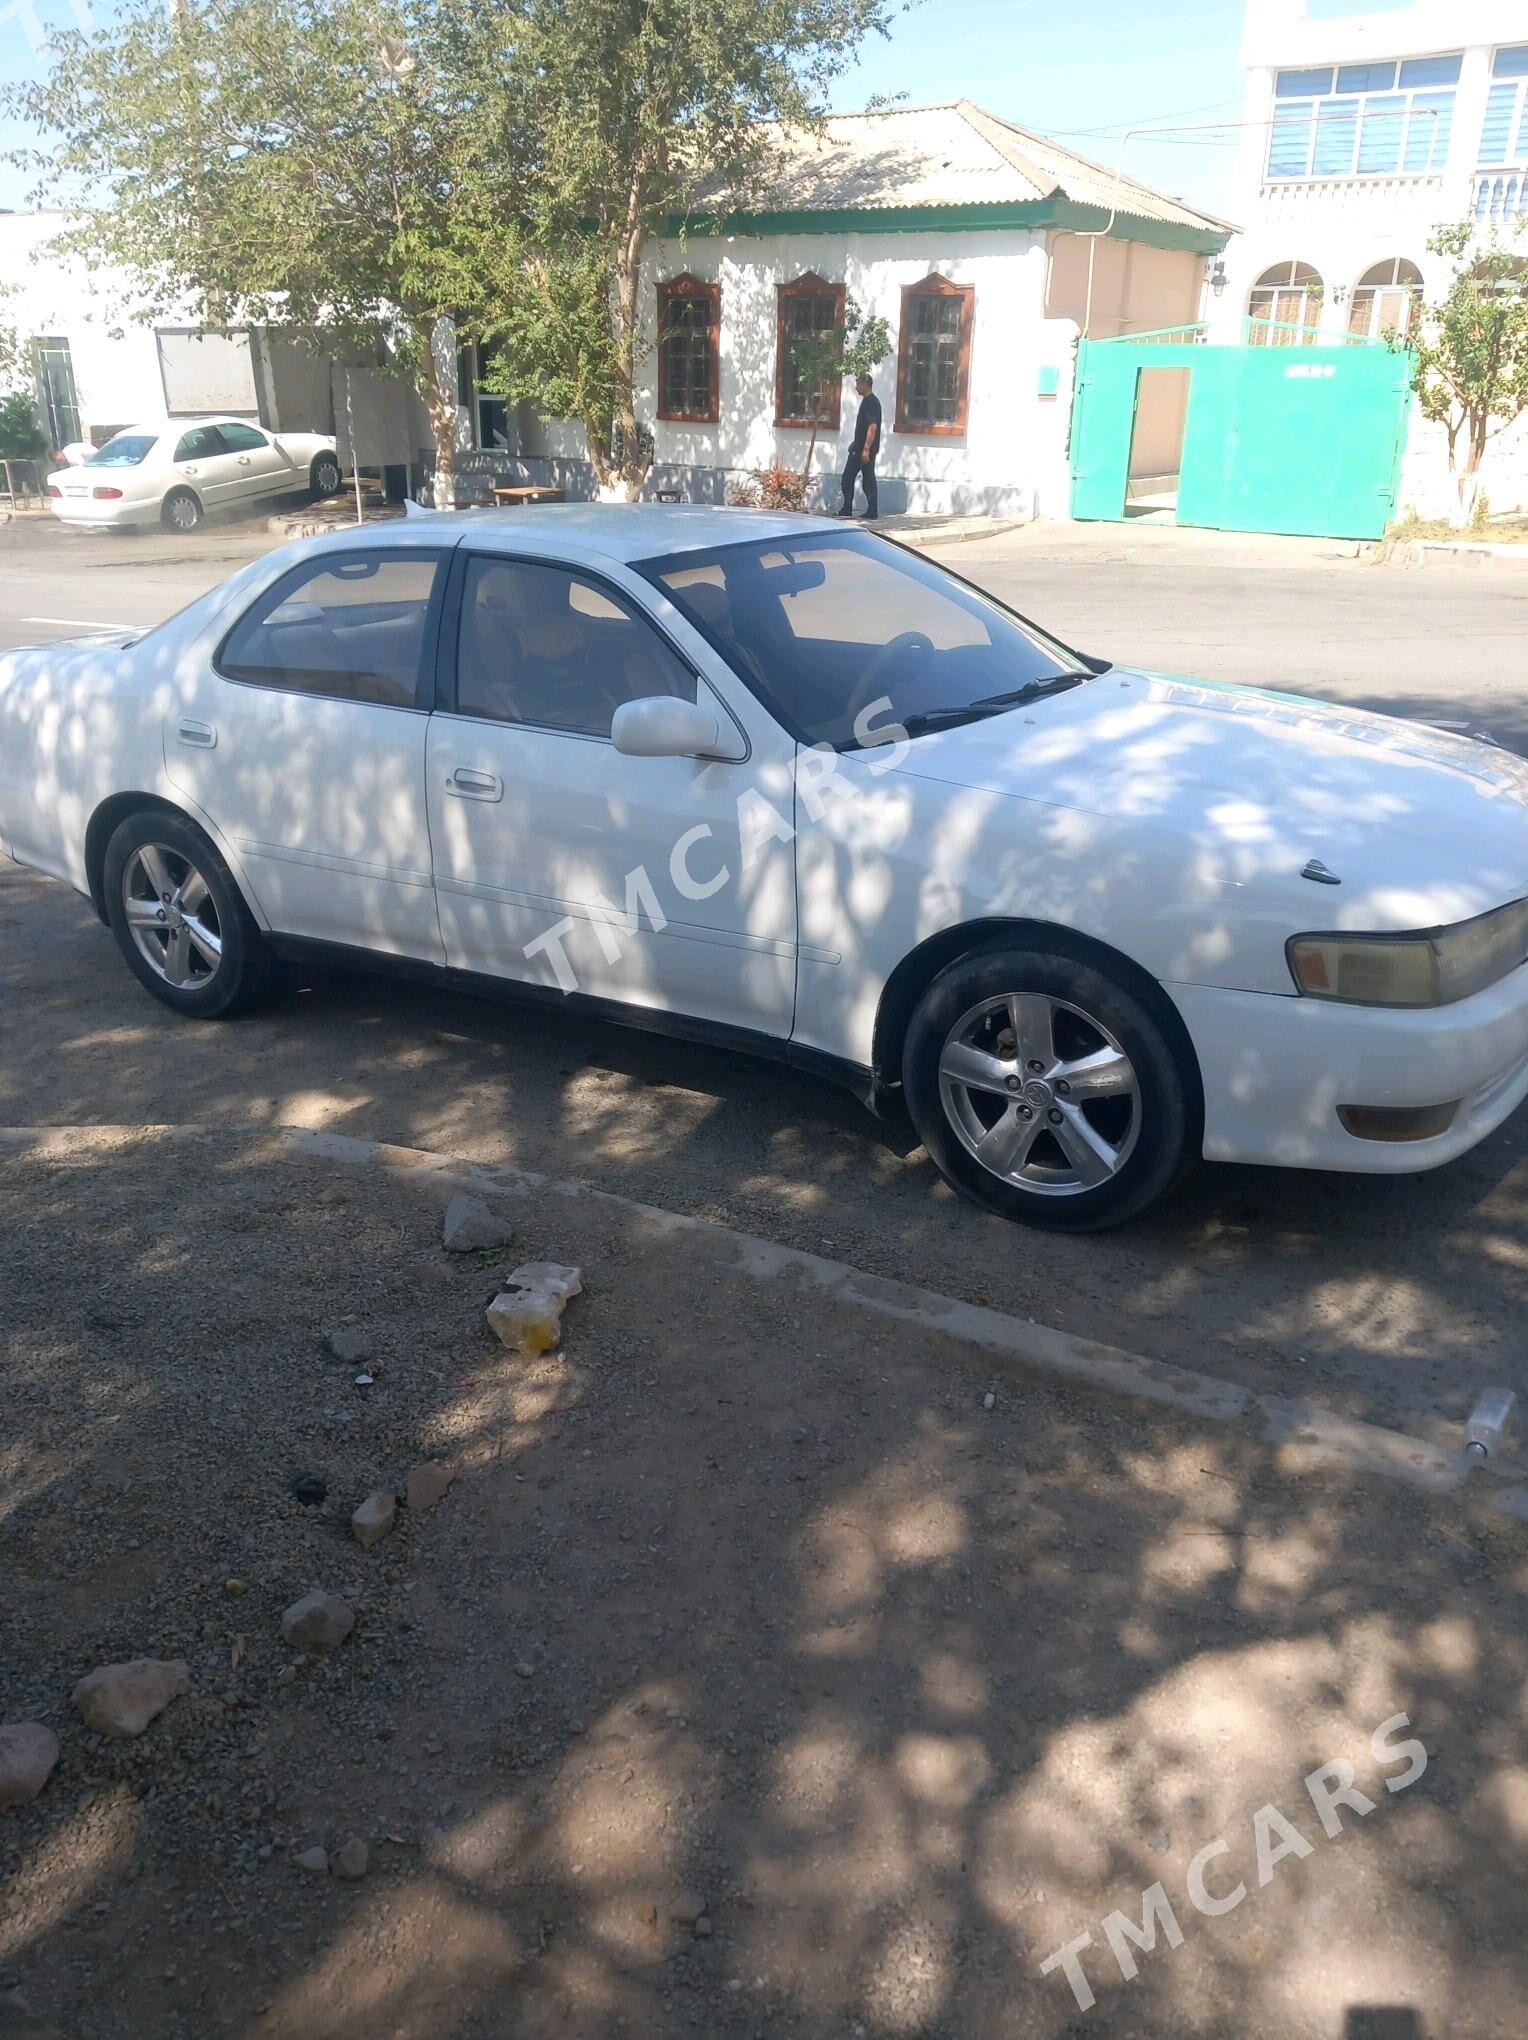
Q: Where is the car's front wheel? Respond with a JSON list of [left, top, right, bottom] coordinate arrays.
[[161, 487, 203, 533], [103, 811, 272, 1018], [902, 940, 1197, 1232], [310, 453, 342, 499]]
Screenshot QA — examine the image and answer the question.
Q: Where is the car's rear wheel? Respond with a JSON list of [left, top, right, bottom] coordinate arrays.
[[161, 487, 202, 533], [103, 811, 272, 1018], [902, 940, 1196, 1231], [310, 453, 342, 499]]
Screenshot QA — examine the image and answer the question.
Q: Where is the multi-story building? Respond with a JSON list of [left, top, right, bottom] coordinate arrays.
[[1213, 0, 1528, 515]]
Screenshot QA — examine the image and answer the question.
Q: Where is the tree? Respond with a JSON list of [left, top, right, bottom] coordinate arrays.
[[783, 293, 891, 489], [474, 0, 895, 497], [0, 392, 48, 462], [1412, 221, 1528, 522], [4, 0, 529, 504]]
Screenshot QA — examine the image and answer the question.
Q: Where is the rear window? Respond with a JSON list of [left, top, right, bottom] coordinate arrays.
[[87, 433, 158, 467]]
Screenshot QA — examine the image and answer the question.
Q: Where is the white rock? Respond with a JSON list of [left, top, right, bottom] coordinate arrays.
[[72, 1659, 189, 1739], [486, 1284, 565, 1354], [0, 1722, 60, 1807], [351, 1490, 397, 1550], [441, 1194, 513, 1254], [294, 1844, 328, 1874], [280, 1590, 356, 1655], [506, 1261, 582, 1302]]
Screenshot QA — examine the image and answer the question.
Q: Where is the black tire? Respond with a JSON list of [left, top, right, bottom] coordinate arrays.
[[103, 809, 273, 1019], [310, 453, 343, 499], [161, 487, 203, 533], [902, 939, 1197, 1232]]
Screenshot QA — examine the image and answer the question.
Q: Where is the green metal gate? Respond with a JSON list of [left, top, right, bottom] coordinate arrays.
[[1070, 325, 1414, 541]]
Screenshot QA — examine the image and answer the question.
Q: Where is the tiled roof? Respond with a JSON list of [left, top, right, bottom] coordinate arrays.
[[739, 100, 1234, 236]]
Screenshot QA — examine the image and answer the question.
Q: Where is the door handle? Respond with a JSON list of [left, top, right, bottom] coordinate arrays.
[[447, 766, 502, 801], [237, 456, 252, 465], [176, 718, 216, 749]]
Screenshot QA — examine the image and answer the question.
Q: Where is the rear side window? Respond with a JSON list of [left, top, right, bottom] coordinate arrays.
[[454, 555, 696, 737], [174, 426, 227, 461], [218, 422, 268, 452], [219, 551, 443, 708]]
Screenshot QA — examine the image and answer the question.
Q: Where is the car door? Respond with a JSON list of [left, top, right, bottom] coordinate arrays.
[[426, 548, 798, 1034], [216, 420, 295, 501], [169, 424, 244, 508], [164, 545, 450, 960]]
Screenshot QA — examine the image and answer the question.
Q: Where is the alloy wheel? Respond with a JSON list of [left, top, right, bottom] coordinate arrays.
[[937, 992, 1140, 1196], [121, 842, 223, 988]]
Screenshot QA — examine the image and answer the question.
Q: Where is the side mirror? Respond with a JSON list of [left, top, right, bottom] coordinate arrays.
[[612, 694, 737, 760]]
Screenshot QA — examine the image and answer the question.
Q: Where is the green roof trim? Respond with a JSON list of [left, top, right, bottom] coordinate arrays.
[[670, 198, 1229, 256]]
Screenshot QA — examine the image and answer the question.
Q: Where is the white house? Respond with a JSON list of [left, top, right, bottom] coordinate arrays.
[[461, 102, 1232, 518], [1210, 0, 1528, 516]]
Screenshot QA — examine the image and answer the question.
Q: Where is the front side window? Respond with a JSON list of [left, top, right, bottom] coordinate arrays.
[[1268, 54, 1459, 180], [638, 530, 1081, 753], [219, 550, 442, 708], [454, 556, 696, 738], [656, 276, 720, 423], [776, 275, 845, 428], [173, 426, 227, 462], [896, 275, 974, 435], [218, 422, 269, 452], [87, 431, 158, 467]]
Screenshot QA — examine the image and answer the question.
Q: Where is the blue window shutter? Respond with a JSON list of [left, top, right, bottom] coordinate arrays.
[[1277, 66, 1333, 98], [1337, 61, 1396, 94], [1398, 55, 1462, 89], [1492, 47, 1528, 81], [1480, 82, 1517, 164]]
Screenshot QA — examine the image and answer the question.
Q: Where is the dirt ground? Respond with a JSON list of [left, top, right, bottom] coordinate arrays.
[[1, 1126, 1524, 2039]]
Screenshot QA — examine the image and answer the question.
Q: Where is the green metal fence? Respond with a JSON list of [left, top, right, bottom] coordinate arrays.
[[1070, 325, 1415, 540]]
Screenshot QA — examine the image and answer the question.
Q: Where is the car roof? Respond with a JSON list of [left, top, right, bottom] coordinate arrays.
[[307, 502, 829, 568]]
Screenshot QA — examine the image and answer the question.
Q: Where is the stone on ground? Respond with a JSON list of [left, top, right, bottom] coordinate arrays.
[[324, 1327, 372, 1365], [441, 1193, 513, 1253], [405, 1461, 454, 1513], [351, 1490, 397, 1550], [0, 1722, 60, 1807], [280, 1590, 356, 1655], [486, 1263, 583, 1354], [72, 1659, 189, 1739], [331, 1836, 369, 1880], [294, 1845, 328, 1874]]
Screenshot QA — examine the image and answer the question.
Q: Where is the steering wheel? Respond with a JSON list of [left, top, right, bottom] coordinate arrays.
[[845, 632, 936, 731]]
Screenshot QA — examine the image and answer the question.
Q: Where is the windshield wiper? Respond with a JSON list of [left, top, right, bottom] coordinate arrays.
[[971, 668, 1103, 712], [897, 704, 1005, 739]]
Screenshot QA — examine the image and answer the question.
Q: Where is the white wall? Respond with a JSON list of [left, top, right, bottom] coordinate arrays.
[[528, 228, 1079, 519], [0, 212, 173, 440]]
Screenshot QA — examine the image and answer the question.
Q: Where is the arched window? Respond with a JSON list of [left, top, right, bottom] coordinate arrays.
[[1248, 260, 1323, 344], [1347, 258, 1422, 339]]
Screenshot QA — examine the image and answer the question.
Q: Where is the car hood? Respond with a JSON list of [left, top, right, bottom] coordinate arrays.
[[889, 669, 1528, 932]]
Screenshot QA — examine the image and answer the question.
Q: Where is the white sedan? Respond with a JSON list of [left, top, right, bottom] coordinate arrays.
[[45, 417, 342, 531], [2, 506, 1526, 1229]]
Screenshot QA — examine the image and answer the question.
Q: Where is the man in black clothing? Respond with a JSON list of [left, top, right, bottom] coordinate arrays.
[[839, 374, 881, 519]]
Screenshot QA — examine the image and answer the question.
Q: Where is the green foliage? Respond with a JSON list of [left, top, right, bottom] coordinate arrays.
[[473, 0, 895, 486], [3, 0, 530, 496], [781, 292, 891, 485], [0, 390, 47, 460], [1413, 221, 1528, 518]]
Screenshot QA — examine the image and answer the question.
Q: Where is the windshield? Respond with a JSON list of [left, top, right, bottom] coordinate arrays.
[[636, 528, 1089, 750], [86, 433, 158, 468]]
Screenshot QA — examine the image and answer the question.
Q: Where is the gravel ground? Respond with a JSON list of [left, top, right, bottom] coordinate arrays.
[[1, 1127, 1524, 2039]]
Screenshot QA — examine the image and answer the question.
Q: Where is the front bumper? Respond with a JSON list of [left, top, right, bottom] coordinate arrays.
[[1169, 967, 1528, 1173]]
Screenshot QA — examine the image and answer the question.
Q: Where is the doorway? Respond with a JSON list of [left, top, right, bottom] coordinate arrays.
[[1124, 364, 1190, 521]]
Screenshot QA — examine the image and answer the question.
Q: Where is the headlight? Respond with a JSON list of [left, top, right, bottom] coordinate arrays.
[[1289, 897, 1528, 1007]]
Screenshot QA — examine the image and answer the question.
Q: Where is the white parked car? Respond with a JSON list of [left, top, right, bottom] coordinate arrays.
[[45, 417, 343, 531], [2, 507, 1526, 1229]]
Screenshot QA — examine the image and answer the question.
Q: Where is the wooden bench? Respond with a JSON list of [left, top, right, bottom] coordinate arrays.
[[489, 485, 566, 507]]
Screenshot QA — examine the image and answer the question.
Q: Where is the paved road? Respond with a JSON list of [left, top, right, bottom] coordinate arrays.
[[2, 513, 1525, 1453]]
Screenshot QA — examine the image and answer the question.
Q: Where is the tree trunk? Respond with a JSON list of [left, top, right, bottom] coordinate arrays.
[[418, 318, 458, 509], [1452, 413, 1489, 526], [611, 187, 652, 495]]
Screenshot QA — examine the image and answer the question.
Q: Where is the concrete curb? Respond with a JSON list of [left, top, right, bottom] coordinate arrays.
[[5, 1120, 1524, 1524], [1380, 537, 1528, 568]]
